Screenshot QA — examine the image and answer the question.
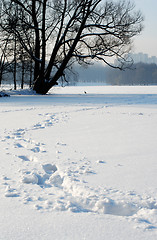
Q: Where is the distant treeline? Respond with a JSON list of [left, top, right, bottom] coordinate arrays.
[[74, 63, 107, 84], [1, 61, 157, 88], [106, 63, 157, 85], [73, 62, 157, 86]]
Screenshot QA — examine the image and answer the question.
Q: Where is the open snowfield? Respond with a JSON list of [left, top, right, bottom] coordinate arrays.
[[0, 85, 157, 240]]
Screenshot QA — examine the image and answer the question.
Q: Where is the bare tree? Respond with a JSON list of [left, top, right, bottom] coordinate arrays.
[[0, 38, 9, 85], [34, 0, 143, 94], [0, 2, 13, 86], [0, 0, 143, 94]]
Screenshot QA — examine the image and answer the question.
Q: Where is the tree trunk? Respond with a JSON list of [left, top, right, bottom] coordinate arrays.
[[32, 0, 40, 81], [13, 36, 17, 90], [21, 60, 24, 89], [0, 62, 3, 86], [0, 71, 2, 86], [40, 0, 46, 78], [29, 58, 33, 88], [33, 76, 53, 94]]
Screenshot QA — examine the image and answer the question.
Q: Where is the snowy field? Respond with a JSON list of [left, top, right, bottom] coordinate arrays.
[[0, 85, 157, 240]]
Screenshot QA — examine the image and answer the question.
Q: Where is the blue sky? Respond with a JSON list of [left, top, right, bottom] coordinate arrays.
[[133, 0, 157, 57]]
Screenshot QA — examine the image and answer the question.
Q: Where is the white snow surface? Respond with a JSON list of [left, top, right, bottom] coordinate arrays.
[[0, 85, 157, 239]]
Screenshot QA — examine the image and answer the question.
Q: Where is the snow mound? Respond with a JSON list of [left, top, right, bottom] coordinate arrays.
[[10, 88, 37, 95], [22, 172, 39, 184], [0, 91, 10, 97]]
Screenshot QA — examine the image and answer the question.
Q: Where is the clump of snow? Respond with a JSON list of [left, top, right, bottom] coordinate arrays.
[[22, 172, 39, 184], [5, 186, 19, 197], [48, 173, 63, 187], [94, 198, 138, 216]]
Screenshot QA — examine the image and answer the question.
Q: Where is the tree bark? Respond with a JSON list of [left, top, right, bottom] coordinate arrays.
[[32, 0, 40, 81], [13, 35, 17, 90]]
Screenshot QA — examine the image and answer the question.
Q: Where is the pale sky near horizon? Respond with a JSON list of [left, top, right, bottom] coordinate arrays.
[[132, 0, 157, 57]]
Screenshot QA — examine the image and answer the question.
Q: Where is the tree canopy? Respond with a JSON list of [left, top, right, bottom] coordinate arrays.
[[0, 0, 144, 93]]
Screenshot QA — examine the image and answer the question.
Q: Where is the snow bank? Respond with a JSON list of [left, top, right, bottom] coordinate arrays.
[[0, 91, 10, 97]]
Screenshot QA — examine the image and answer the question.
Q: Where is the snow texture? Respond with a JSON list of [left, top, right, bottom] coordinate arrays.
[[0, 85, 157, 239]]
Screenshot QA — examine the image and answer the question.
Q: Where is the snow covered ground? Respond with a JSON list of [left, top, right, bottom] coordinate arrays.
[[0, 85, 157, 240]]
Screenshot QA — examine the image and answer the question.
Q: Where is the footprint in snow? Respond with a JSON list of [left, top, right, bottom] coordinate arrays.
[[21, 163, 63, 188], [14, 143, 24, 148], [18, 155, 30, 161], [18, 155, 38, 162], [30, 146, 41, 153], [33, 123, 45, 129], [56, 142, 67, 146], [13, 129, 25, 138], [30, 145, 46, 153], [97, 160, 106, 164], [42, 163, 58, 174]]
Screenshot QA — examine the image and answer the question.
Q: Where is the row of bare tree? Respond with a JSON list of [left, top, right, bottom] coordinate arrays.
[[0, 0, 143, 94], [0, 0, 34, 89], [106, 62, 157, 86]]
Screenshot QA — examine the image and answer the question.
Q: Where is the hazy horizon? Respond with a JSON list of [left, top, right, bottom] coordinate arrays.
[[133, 0, 157, 57]]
